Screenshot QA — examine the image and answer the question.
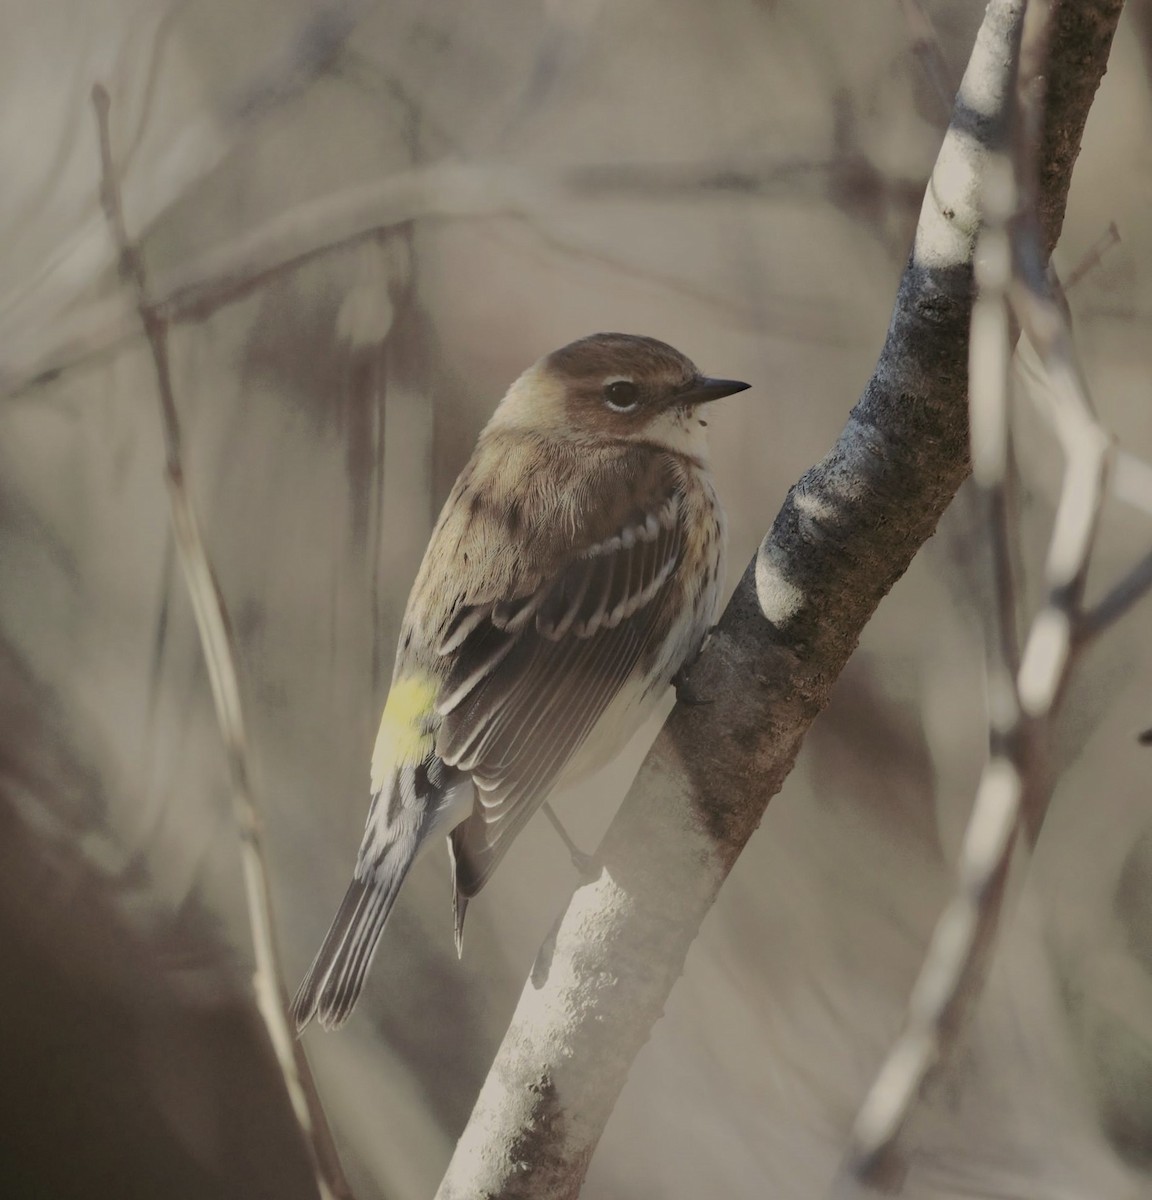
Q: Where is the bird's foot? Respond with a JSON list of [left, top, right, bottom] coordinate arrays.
[[542, 802, 599, 880]]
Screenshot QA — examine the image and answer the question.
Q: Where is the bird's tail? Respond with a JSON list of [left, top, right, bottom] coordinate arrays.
[[290, 856, 411, 1032]]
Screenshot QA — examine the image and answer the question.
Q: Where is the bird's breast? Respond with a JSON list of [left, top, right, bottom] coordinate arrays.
[[642, 465, 726, 689]]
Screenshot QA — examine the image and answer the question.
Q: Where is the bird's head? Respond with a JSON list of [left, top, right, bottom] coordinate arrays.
[[487, 333, 750, 453]]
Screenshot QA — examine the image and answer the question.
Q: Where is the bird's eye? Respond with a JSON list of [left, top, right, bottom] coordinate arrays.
[[603, 379, 640, 412]]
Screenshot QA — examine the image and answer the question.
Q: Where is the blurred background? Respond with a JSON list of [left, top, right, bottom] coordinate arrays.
[[2, 0, 1151, 1196]]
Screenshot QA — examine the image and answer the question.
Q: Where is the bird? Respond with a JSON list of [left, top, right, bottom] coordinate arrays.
[[291, 332, 749, 1031]]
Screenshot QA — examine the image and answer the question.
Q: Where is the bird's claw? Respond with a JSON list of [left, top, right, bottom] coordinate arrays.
[[542, 801, 599, 880]]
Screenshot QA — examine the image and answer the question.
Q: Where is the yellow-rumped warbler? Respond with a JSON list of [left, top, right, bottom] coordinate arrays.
[[292, 333, 748, 1030]]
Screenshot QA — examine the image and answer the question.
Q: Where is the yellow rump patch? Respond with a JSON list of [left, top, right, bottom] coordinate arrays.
[[370, 673, 438, 792]]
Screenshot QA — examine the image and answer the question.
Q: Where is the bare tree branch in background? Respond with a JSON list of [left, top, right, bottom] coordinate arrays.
[[2, 152, 918, 400], [1063, 218, 1120, 290], [839, 156, 1038, 1194], [895, 0, 957, 123], [90, 83, 355, 1200], [434, 0, 1127, 1196], [843, 0, 1152, 1180]]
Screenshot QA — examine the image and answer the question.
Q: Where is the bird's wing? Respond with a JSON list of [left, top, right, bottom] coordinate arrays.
[[429, 448, 693, 904]]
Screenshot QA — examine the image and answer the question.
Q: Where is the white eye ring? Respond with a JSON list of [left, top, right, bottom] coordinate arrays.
[[603, 376, 640, 412]]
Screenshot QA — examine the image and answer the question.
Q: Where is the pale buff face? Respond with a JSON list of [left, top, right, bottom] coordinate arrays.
[[485, 333, 725, 456]]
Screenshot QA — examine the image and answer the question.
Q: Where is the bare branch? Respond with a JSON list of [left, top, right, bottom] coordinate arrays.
[[1064, 218, 1121, 290], [3, 153, 906, 400], [839, 150, 1028, 1196], [1081, 547, 1152, 637], [434, 1, 1125, 1197], [895, 0, 956, 122], [90, 83, 355, 1200], [841, 0, 1128, 1185]]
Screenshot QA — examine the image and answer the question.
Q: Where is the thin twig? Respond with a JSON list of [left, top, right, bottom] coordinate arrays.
[[4, 151, 907, 399], [1063, 219, 1121, 291], [895, 0, 956, 122], [1081, 547, 1152, 637], [91, 83, 354, 1200]]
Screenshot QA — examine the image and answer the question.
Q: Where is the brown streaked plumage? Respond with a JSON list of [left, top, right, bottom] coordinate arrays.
[[291, 333, 748, 1031]]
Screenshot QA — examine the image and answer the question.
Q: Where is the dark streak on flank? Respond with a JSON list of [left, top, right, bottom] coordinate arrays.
[[506, 498, 522, 535]]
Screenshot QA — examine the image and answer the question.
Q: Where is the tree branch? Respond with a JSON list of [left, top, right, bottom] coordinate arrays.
[[91, 83, 355, 1200], [4, 153, 905, 401], [434, 1, 1124, 1196], [835, 0, 1120, 1164]]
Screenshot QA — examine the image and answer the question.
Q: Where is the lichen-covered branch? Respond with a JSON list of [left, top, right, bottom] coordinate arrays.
[[434, 2, 1124, 1197]]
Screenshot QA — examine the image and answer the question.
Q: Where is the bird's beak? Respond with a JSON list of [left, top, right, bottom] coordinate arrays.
[[675, 376, 751, 407]]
